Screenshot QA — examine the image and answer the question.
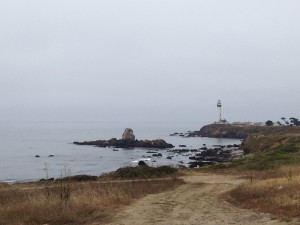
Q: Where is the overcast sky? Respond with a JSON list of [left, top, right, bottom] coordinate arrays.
[[0, 0, 299, 122]]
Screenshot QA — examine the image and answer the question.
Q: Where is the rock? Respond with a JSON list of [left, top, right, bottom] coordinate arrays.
[[74, 138, 174, 149], [48, 155, 54, 157], [122, 128, 135, 141], [188, 161, 204, 168], [203, 156, 218, 161], [138, 160, 147, 166], [179, 145, 187, 147], [200, 149, 218, 156], [152, 153, 162, 157], [74, 129, 174, 149], [35, 155, 40, 158]]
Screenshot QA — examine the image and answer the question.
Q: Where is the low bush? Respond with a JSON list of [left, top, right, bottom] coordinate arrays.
[[110, 165, 178, 179]]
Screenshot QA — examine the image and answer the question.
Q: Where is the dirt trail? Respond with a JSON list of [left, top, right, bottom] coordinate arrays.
[[101, 172, 299, 225]]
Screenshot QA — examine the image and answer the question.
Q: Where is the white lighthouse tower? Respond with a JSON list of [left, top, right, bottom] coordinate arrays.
[[217, 100, 222, 122]]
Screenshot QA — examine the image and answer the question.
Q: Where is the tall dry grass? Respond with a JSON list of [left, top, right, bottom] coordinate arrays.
[[0, 178, 183, 225], [225, 165, 300, 219]]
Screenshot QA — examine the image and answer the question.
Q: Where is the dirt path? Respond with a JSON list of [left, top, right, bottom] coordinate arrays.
[[100, 172, 299, 225]]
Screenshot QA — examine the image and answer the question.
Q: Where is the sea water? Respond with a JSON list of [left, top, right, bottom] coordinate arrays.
[[0, 121, 241, 183]]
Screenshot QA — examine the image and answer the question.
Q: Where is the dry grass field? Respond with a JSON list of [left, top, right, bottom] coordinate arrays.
[[225, 165, 300, 220], [0, 166, 183, 225]]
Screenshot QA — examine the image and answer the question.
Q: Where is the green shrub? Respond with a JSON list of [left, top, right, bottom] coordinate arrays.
[[111, 165, 178, 179], [233, 150, 300, 170], [209, 163, 226, 169]]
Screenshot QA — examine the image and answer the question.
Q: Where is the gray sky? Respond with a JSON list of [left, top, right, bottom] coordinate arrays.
[[0, 0, 299, 122]]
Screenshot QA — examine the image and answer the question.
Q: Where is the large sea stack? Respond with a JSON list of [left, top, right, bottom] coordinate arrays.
[[122, 128, 135, 141]]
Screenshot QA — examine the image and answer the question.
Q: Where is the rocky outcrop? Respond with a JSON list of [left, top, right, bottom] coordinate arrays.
[[73, 138, 174, 149], [186, 124, 287, 139], [122, 128, 135, 141], [74, 128, 174, 149], [197, 124, 248, 139], [166, 144, 243, 168]]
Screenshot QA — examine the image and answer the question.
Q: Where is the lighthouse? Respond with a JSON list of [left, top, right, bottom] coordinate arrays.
[[217, 100, 222, 122]]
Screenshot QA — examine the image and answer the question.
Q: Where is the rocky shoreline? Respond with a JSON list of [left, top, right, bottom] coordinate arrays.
[[170, 123, 288, 139], [165, 144, 243, 168], [73, 127, 244, 169]]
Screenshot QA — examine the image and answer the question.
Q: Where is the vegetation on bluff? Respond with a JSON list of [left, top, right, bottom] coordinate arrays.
[[223, 125, 300, 220], [233, 126, 300, 170]]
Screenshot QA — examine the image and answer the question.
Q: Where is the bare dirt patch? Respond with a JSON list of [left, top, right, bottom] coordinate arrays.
[[99, 171, 300, 225]]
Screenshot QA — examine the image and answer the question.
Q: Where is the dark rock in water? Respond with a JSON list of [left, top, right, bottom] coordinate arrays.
[[200, 149, 218, 156], [74, 138, 174, 149], [35, 155, 40, 158], [152, 153, 162, 157], [194, 155, 204, 160], [168, 149, 190, 154], [188, 161, 204, 168], [138, 160, 147, 166], [167, 156, 172, 159], [187, 144, 244, 167], [48, 155, 54, 157], [122, 128, 135, 141], [179, 145, 187, 147], [113, 149, 119, 151], [203, 156, 218, 161]]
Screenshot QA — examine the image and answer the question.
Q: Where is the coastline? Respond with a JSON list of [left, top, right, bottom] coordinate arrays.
[[0, 122, 243, 183]]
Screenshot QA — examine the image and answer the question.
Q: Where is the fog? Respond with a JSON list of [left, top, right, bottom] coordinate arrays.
[[1, 0, 299, 123]]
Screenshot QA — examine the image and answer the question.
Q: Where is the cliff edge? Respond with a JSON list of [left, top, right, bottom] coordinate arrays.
[[190, 123, 288, 139]]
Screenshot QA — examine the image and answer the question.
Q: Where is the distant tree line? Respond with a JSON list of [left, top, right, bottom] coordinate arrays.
[[265, 117, 300, 126]]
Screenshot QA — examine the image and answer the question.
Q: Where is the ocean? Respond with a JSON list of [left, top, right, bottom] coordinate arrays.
[[0, 121, 241, 183]]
